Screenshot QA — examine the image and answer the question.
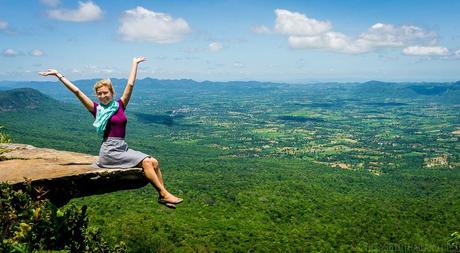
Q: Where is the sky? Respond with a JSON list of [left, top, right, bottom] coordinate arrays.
[[0, 0, 459, 83]]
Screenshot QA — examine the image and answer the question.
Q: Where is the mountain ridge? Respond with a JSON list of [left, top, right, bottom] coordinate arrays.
[[0, 88, 64, 112], [1, 78, 460, 87]]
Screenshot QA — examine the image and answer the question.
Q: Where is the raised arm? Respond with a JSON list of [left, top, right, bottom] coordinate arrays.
[[120, 56, 146, 108], [38, 69, 94, 112]]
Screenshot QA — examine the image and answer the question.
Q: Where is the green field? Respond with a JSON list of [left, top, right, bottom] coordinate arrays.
[[1, 80, 460, 252]]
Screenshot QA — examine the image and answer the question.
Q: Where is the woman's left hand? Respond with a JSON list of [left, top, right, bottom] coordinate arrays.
[[133, 56, 146, 65]]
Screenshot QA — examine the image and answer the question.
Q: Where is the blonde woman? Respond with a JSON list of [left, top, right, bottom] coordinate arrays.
[[39, 56, 182, 208]]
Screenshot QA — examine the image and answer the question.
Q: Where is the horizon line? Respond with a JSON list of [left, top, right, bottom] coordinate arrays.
[[0, 77, 459, 85]]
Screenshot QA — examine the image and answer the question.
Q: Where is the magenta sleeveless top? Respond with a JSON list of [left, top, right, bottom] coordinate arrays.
[[91, 99, 127, 138]]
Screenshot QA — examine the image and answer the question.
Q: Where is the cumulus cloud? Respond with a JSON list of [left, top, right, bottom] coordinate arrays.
[[118, 6, 191, 43], [209, 42, 222, 52], [402, 46, 449, 56], [274, 9, 331, 36], [289, 32, 368, 54], [3, 49, 18, 57], [47, 1, 103, 22], [40, 0, 60, 7], [273, 9, 441, 55], [30, 49, 44, 57], [288, 23, 437, 54], [252, 25, 271, 34], [356, 23, 437, 49], [0, 20, 8, 30]]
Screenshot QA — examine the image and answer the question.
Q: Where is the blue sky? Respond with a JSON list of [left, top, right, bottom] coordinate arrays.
[[0, 0, 459, 83]]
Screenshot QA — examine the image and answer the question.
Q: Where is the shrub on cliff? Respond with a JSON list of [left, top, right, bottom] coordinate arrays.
[[0, 182, 126, 252], [0, 126, 10, 144]]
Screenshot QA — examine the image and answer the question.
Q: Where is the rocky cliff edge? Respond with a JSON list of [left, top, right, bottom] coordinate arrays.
[[0, 143, 147, 205]]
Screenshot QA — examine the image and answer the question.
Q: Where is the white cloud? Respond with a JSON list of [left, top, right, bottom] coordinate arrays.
[[289, 32, 368, 54], [287, 22, 438, 54], [0, 20, 8, 30], [118, 6, 191, 43], [101, 68, 114, 74], [30, 49, 44, 57], [356, 23, 436, 48], [252, 25, 271, 34], [273, 9, 441, 55], [3, 49, 18, 57], [402, 46, 449, 56], [74, 65, 121, 75], [274, 9, 331, 36], [40, 0, 60, 7], [209, 42, 222, 52], [47, 1, 103, 22]]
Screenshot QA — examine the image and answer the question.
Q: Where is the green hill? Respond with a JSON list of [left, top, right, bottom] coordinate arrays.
[[0, 88, 64, 112], [0, 88, 99, 153]]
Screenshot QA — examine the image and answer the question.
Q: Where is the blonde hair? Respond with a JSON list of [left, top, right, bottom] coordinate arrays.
[[94, 79, 115, 95]]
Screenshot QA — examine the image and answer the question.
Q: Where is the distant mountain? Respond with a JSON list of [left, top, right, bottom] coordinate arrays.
[[406, 81, 460, 95], [1, 79, 460, 107], [0, 88, 64, 112], [407, 85, 449, 95], [362, 80, 389, 86]]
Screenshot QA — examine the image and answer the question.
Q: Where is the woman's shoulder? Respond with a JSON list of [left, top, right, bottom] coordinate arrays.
[[90, 101, 98, 116], [117, 99, 126, 110]]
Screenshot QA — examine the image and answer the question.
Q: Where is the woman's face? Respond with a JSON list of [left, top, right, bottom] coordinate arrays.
[[96, 86, 113, 105]]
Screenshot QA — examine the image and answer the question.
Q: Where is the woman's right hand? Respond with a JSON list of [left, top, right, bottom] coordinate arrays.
[[132, 56, 146, 65], [38, 69, 59, 77]]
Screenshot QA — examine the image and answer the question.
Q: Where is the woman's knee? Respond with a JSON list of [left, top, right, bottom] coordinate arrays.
[[150, 157, 159, 169], [142, 157, 153, 167], [142, 157, 158, 168]]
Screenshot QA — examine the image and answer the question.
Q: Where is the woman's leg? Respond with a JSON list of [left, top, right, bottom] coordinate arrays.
[[150, 157, 164, 187], [141, 157, 182, 203]]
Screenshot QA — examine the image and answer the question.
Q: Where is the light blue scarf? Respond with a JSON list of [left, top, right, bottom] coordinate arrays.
[[93, 100, 119, 136]]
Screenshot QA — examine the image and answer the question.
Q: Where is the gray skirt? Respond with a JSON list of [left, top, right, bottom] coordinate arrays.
[[95, 137, 149, 168]]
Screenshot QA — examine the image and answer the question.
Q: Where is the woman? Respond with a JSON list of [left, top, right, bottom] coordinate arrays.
[[39, 56, 182, 209]]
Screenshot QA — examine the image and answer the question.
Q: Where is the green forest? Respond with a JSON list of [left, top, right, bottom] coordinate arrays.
[[1, 79, 460, 252]]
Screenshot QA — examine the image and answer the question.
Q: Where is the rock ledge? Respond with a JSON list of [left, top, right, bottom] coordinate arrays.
[[0, 143, 147, 205]]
